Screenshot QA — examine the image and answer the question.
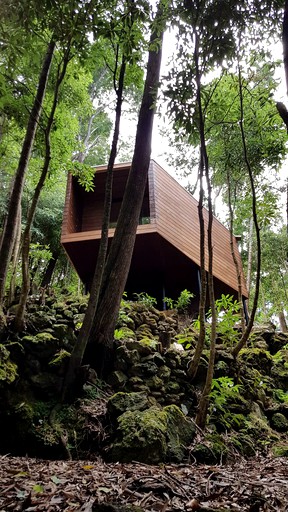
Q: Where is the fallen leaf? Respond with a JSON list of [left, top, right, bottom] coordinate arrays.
[[32, 484, 44, 493]]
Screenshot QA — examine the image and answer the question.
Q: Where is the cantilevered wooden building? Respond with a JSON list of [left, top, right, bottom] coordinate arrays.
[[61, 160, 248, 308]]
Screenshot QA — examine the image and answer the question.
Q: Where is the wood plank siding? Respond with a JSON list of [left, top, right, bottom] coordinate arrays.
[[150, 161, 248, 297], [61, 160, 248, 299]]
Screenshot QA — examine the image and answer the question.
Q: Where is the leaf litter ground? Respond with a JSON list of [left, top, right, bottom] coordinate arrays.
[[1, 455, 288, 511]]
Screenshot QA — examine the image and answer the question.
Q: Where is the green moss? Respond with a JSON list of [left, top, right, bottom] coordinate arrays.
[[111, 404, 195, 464], [0, 345, 18, 384], [239, 412, 279, 452], [229, 432, 256, 457], [35, 332, 57, 342], [22, 332, 57, 344], [111, 407, 167, 463], [239, 348, 273, 374], [270, 412, 288, 432], [192, 433, 228, 463], [272, 444, 288, 457], [49, 349, 71, 366], [164, 404, 195, 461], [137, 336, 158, 349], [117, 327, 136, 340], [108, 392, 149, 418]]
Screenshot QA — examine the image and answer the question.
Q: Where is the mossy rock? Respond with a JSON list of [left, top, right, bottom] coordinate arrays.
[[142, 352, 165, 367], [272, 443, 288, 457], [28, 310, 56, 330], [128, 361, 158, 378], [239, 412, 279, 453], [29, 372, 62, 397], [52, 323, 76, 344], [239, 348, 273, 375], [146, 375, 164, 390], [107, 371, 128, 388], [110, 404, 195, 464], [164, 404, 196, 461], [108, 392, 149, 418], [114, 345, 140, 371], [271, 364, 288, 389], [270, 412, 288, 432], [117, 327, 136, 340], [229, 432, 256, 457], [0, 345, 18, 385], [22, 332, 60, 360], [158, 365, 171, 381], [191, 433, 227, 464], [165, 380, 181, 393], [125, 339, 154, 356], [268, 332, 288, 355]]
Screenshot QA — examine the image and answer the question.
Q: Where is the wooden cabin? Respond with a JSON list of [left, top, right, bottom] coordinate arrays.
[[61, 160, 248, 309]]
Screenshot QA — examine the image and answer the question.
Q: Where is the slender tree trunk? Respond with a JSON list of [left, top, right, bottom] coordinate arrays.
[[226, 167, 245, 331], [85, 6, 166, 376], [187, 35, 207, 381], [246, 216, 254, 308], [283, 0, 288, 95], [0, 39, 55, 326], [7, 204, 22, 306], [279, 310, 288, 333], [232, 64, 261, 358], [62, 55, 126, 398], [40, 250, 59, 288], [187, 156, 207, 379], [14, 46, 70, 331], [187, 33, 216, 429]]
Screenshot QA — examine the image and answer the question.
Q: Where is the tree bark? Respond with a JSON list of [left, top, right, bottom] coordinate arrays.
[[62, 55, 126, 398], [279, 310, 288, 333], [226, 167, 245, 331], [0, 38, 55, 325], [14, 45, 70, 331], [7, 204, 22, 307], [85, 5, 166, 376], [283, 0, 288, 95], [186, 33, 216, 429], [40, 250, 59, 288], [232, 63, 261, 358], [187, 34, 207, 381]]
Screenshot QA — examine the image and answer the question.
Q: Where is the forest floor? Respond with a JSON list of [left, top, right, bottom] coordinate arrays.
[[1, 454, 288, 512]]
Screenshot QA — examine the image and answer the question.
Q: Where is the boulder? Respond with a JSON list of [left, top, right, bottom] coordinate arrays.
[[110, 404, 195, 464], [0, 345, 18, 385], [107, 392, 149, 418], [271, 412, 288, 432], [107, 371, 128, 388]]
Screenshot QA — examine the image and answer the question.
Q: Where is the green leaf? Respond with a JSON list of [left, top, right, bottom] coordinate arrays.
[[33, 484, 44, 493]]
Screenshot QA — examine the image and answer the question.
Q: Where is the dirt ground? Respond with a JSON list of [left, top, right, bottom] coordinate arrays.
[[1, 454, 288, 511]]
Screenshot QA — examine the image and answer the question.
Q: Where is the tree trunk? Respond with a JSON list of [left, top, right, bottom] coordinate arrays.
[[85, 5, 166, 376], [62, 55, 126, 398], [279, 310, 288, 333], [187, 34, 207, 381], [0, 39, 55, 326], [14, 45, 70, 331], [246, 216, 254, 308], [40, 250, 59, 288], [232, 63, 261, 358], [283, 0, 288, 95], [226, 167, 245, 331], [7, 204, 22, 307], [187, 160, 207, 379], [187, 33, 216, 429]]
